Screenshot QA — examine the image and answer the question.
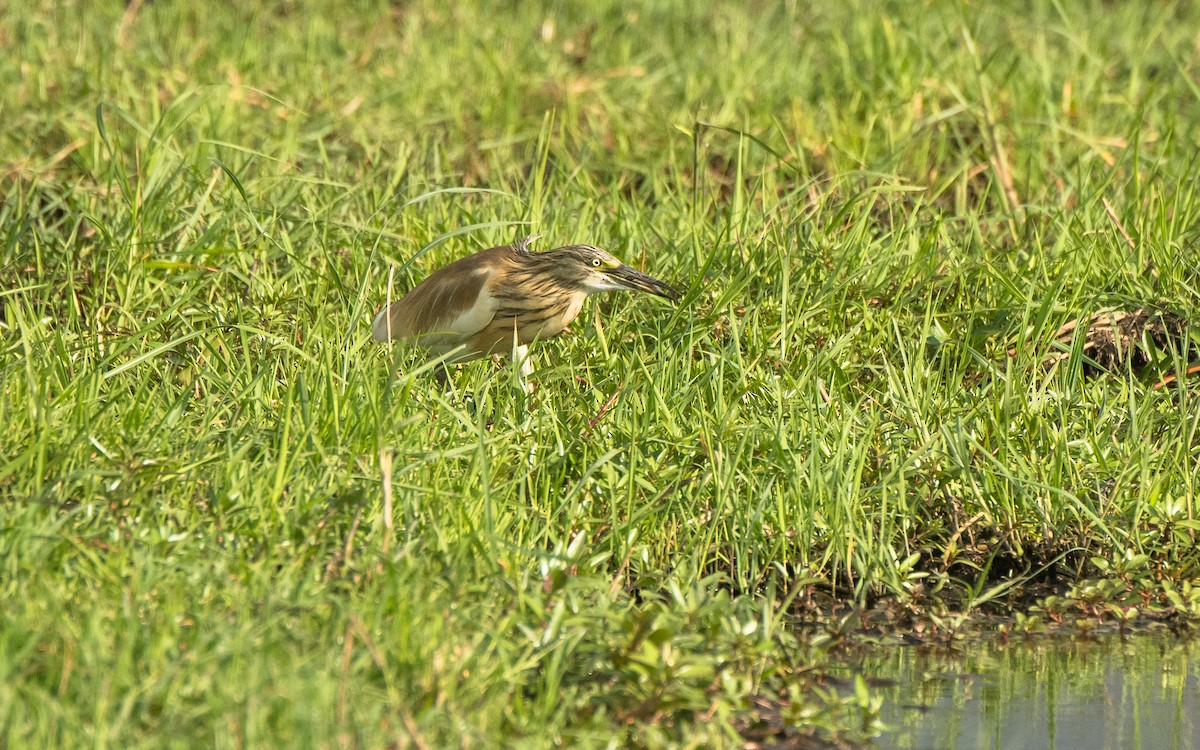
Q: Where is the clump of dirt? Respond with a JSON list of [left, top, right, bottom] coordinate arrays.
[[1042, 308, 1188, 372]]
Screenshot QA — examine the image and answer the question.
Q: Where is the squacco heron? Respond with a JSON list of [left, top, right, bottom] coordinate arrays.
[[372, 235, 681, 390]]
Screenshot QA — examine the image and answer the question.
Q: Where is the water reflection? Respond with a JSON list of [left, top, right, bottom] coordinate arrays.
[[850, 635, 1199, 750]]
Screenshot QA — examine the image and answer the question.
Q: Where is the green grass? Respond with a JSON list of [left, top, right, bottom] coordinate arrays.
[[4, 0, 1200, 746]]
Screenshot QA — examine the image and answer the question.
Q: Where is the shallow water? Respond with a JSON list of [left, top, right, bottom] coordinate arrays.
[[848, 634, 1200, 750]]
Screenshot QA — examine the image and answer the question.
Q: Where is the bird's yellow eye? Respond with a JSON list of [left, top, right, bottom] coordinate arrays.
[[592, 258, 602, 268]]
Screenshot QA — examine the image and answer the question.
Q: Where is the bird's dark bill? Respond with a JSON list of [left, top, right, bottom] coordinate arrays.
[[612, 264, 682, 301]]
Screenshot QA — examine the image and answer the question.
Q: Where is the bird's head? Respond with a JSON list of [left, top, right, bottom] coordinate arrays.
[[540, 242, 682, 301]]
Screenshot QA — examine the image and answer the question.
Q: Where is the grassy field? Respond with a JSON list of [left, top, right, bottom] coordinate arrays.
[[4, 0, 1200, 746]]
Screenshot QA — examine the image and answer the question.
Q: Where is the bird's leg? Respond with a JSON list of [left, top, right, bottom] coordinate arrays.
[[434, 361, 452, 390], [514, 344, 534, 394]]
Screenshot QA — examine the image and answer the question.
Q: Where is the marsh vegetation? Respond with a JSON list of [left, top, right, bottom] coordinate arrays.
[[3, 0, 1200, 746]]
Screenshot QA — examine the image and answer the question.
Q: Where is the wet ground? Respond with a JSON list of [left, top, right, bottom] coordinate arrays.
[[842, 634, 1200, 749]]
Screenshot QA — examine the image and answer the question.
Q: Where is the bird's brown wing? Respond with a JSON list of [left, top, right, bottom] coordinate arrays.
[[372, 245, 515, 356]]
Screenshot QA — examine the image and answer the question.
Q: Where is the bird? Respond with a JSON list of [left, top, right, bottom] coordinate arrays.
[[372, 235, 681, 391]]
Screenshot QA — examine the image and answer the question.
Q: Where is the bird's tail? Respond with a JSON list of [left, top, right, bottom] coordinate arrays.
[[371, 306, 395, 342]]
